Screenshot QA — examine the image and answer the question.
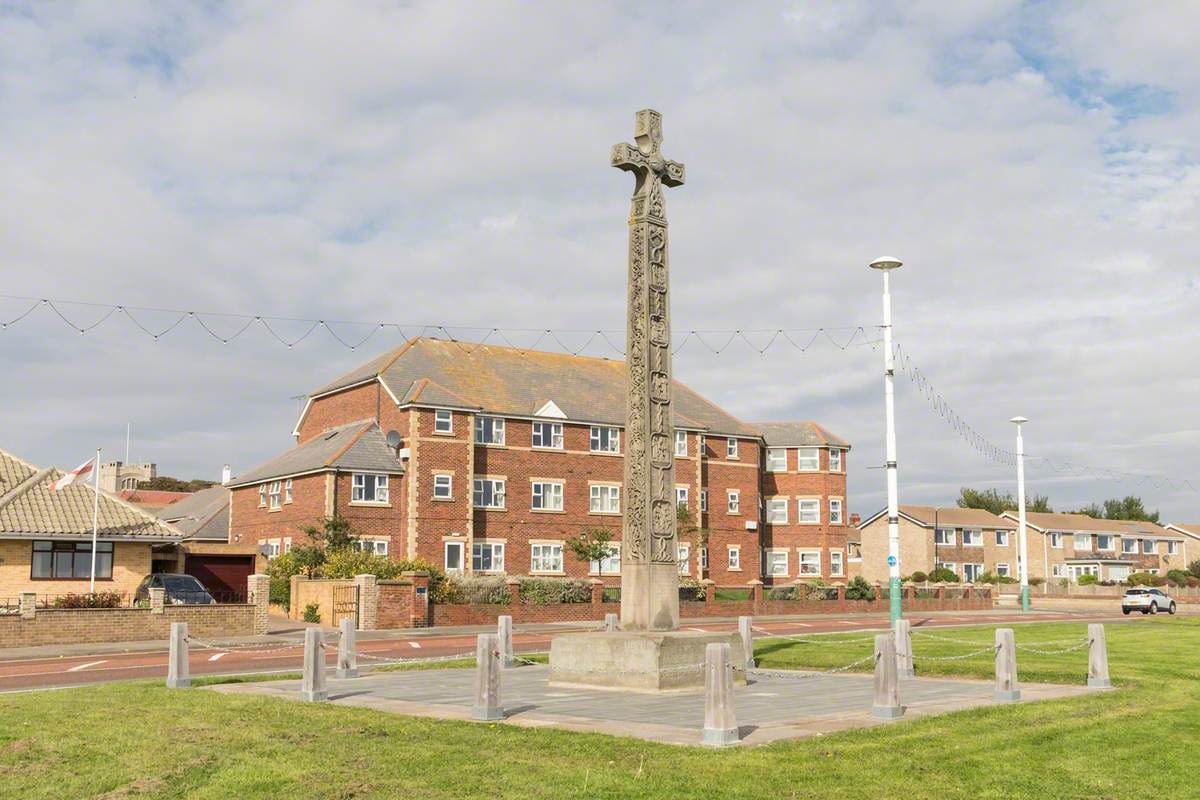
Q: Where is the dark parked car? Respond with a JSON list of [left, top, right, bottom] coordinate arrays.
[[134, 574, 216, 606]]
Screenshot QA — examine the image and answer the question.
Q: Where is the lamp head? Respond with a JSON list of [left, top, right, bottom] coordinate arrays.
[[869, 256, 903, 271], [1010, 416, 1028, 425]]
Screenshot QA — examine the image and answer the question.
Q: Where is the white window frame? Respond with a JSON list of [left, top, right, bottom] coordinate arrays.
[[1073, 533, 1091, 551], [674, 430, 688, 457], [532, 421, 564, 450], [1050, 532, 1063, 549], [798, 550, 821, 576], [1121, 537, 1138, 554], [675, 485, 688, 509], [531, 481, 564, 511], [797, 447, 819, 472], [962, 562, 985, 582], [266, 540, 281, 559], [829, 498, 844, 525], [268, 480, 282, 510], [530, 543, 564, 574], [589, 425, 619, 453], [444, 540, 464, 574], [1143, 539, 1157, 555], [767, 549, 788, 577], [727, 490, 740, 514], [962, 528, 983, 547], [766, 448, 787, 472], [473, 478, 506, 509], [352, 539, 388, 556], [829, 549, 844, 577], [700, 545, 708, 570], [994, 529, 1009, 547], [829, 448, 843, 472], [471, 541, 505, 573], [434, 409, 453, 434], [284, 478, 293, 504], [589, 484, 620, 514], [767, 497, 788, 525], [590, 543, 621, 575], [1097, 535, 1115, 552], [995, 562, 1011, 577], [432, 473, 453, 500], [351, 473, 389, 504], [728, 545, 741, 571], [1166, 541, 1180, 555], [935, 527, 956, 546], [797, 498, 820, 524], [700, 490, 708, 512], [726, 438, 738, 459], [936, 561, 957, 576], [258, 484, 266, 507], [677, 543, 690, 575], [474, 416, 505, 446]]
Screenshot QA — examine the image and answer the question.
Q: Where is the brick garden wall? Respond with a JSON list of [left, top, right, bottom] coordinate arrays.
[[0, 603, 254, 649]]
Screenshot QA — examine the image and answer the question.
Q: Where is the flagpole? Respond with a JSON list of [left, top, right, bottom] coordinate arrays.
[[89, 448, 101, 594]]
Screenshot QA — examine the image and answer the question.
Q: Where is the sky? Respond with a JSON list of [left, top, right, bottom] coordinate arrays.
[[1, 1, 1197, 521]]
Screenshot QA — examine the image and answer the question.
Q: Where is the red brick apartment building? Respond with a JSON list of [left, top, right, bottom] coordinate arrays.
[[227, 338, 850, 586]]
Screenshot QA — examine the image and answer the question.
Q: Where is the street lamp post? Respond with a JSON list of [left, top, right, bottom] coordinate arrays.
[[1011, 416, 1030, 612], [870, 256, 904, 625]]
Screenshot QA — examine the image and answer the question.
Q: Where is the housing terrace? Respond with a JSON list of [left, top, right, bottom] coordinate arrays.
[[297, 337, 760, 438]]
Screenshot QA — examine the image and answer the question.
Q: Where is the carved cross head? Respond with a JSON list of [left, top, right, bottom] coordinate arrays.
[[611, 109, 685, 188]]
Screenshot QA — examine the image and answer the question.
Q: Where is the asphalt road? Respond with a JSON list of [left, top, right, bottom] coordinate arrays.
[[0, 610, 1127, 693]]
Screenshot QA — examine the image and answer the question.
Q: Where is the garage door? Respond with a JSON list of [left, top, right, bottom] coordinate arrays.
[[185, 555, 256, 602]]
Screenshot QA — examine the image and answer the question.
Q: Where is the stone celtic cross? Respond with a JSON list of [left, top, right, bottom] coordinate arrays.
[[613, 109, 685, 631]]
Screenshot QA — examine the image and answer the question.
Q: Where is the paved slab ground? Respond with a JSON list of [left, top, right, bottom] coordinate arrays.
[[211, 664, 1102, 746]]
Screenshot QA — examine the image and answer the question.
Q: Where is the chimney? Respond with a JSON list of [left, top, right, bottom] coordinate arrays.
[[221, 464, 232, 485], [849, 512, 861, 527]]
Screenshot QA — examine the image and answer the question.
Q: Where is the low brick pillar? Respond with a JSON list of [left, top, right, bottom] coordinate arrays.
[[747, 579, 763, 609], [149, 587, 165, 614], [506, 578, 522, 605], [701, 579, 716, 603], [290, 575, 308, 619], [19, 592, 36, 620], [964, 585, 973, 600], [354, 573, 379, 631], [247, 573, 270, 635], [589, 579, 605, 605], [404, 571, 431, 627]]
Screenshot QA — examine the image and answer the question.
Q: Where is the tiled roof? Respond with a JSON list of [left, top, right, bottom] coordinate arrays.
[[155, 486, 230, 541], [0, 449, 183, 541], [1166, 523, 1200, 539], [118, 489, 193, 508], [228, 420, 405, 487], [858, 505, 1011, 529], [310, 338, 760, 438], [755, 421, 849, 448], [1003, 511, 1180, 537]]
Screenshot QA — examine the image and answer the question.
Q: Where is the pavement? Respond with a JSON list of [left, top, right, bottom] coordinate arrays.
[[0, 607, 1129, 693], [211, 662, 1104, 747]]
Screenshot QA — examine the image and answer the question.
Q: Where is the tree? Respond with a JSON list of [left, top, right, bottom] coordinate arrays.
[[1074, 503, 1104, 519], [139, 475, 218, 492], [300, 516, 358, 551], [1073, 496, 1159, 523], [289, 544, 325, 578], [957, 487, 1052, 515], [566, 528, 615, 575]]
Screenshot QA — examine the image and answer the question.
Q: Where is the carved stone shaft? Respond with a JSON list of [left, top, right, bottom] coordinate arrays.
[[994, 628, 1020, 701], [1088, 623, 1111, 688], [872, 632, 903, 719], [702, 642, 739, 746], [613, 109, 686, 632], [166, 622, 190, 689]]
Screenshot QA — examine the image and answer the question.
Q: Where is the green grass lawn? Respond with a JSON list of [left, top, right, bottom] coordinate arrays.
[[1, 618, 1197, 799]]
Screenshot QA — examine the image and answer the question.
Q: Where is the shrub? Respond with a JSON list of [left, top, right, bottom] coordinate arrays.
[[321, 549, 405, 580], [265, 551, 307, 607], [443, 575, 511, 605], [767, 585, 803, 601], [302, 602, 321, 623], [844, 576, 876, 601], [678, 577, 706, 602], [1127, 572, 1154, 586], [997, 575, 1018, 584], [1077, 573, 1099, 585], [976, 571, 999, 585], [928, 567, 959, 583], [909, 571, 928, 584], [51, 592, 124, 609], [519, 577, 592, 604], [1166, 569, 1192, 587], [1029, 577, 1045, 586], [1188, 560, 1200, 578], [1149, 574, 1168, 587]]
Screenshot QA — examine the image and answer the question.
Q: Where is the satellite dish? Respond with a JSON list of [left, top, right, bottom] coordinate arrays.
[[385, 430, 402, 449]]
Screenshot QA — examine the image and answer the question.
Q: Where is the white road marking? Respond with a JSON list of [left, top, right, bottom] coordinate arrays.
[[66, 660, 107, 672], [408, 641, 421, 649], [208, 652, 227, 662], [834, 620, 858, 625]]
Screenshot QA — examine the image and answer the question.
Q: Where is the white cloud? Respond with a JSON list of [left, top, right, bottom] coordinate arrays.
[[0, 0, 1196, 518]]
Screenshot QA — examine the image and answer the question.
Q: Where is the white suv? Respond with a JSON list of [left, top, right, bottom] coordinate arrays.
[[1122, 587, 1176, 616]]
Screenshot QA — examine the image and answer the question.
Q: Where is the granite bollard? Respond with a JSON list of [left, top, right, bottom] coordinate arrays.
[[702, 642, 739, 746], [166, 622, 190, 689], [994, 628, 1020, 701], [1087, 623, 1111, 688], [497, 615, 514, 668], [738, 616, 755, 670], [893, 618, 914, 677], [300, 628, 328, 702], [473, 633, 504, 720], [872, 633, 903, 719], [336, 617, 358, 679]]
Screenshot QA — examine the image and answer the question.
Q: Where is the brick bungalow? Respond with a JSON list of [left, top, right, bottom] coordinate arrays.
[[228, 337, 852, 586], [0, 448, 183, 599]]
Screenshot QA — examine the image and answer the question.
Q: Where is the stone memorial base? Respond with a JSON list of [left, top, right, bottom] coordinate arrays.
[[548, 630, 746, 692]]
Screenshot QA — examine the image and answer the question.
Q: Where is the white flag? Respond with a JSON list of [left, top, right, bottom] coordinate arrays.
[[53, 456, 96, 492]]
